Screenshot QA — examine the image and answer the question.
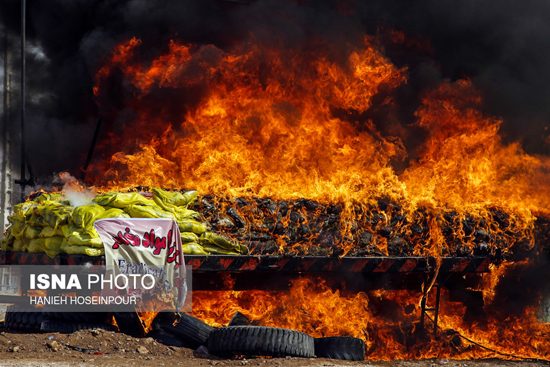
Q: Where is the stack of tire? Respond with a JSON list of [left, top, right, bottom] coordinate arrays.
[[3, 306, 365, 361], [149, 311, 366, 361]]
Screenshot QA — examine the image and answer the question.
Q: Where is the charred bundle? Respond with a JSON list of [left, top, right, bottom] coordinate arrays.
[[194, 195, 547, 259]]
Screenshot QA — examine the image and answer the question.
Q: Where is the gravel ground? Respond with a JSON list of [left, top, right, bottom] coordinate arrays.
[[0, 327, 548, 367]]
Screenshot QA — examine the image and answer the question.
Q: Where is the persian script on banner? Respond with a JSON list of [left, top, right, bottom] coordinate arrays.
[[94, 218, 187, 311]]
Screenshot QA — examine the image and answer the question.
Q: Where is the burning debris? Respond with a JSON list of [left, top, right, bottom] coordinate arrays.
[[196, 194, 546, 258], [3, 184, 545, 259]]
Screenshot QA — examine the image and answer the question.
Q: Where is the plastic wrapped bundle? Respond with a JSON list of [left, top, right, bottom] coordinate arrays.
[[200, 232, 248, 255], [0, 187, 248, 258], [39, 203, 72, 229], [93, 192, 154, 208]]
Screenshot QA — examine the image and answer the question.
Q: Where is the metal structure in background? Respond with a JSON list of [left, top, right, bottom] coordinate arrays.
[[81, 117, 103, 182], [14, 0, 33, 201], [420, 272, 442, 334], [1, 28, 14, 236]]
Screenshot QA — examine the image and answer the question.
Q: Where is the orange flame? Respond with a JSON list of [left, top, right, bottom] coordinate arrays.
[[192, 269, 550, 361], [91, 35, 407, 202], [89, 34, 550, 256], [89, 32, 550, 360]]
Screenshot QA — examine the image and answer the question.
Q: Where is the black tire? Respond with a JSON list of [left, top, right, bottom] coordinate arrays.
[[40, 319, 118, 334], [151, 310, 180, 331], [228, 311, 256, 326], [4, 305, 43, 332], [314, 336, 365, 361], [114, 312, 145, 338], [161, 313, 213, 349], [43, 306, 112, 324], [207, 326, 315, 358], [146, 329, 193, 348]]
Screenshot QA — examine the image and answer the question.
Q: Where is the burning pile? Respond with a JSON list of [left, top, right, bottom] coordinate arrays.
[[87, 34, 550, 260], [195, 194, 546, 258]]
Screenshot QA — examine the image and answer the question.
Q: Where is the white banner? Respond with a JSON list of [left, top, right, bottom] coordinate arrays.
[[94, 218, 187, 311]]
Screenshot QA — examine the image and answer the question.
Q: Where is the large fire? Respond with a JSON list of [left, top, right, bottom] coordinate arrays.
[[89, 33, 550, 257], [88, 30, 550, 360], [90, 34, 550, 214], [193, 265, 550, 361]]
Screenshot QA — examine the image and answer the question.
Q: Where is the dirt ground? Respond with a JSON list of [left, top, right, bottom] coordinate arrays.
[[0, 328, 547, 367]]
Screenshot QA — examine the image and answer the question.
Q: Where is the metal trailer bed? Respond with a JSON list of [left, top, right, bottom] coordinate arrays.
[[0, 251, 492, 333]]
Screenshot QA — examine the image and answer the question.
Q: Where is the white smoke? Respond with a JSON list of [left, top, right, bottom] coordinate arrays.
[[53, 172, 96, 207], [64, 189, 95, 208]]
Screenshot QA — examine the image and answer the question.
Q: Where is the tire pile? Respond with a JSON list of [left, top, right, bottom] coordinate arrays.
[[150, 311, 366, 361], [3, 306, 366, 361]]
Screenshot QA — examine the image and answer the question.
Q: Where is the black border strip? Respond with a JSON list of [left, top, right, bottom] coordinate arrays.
[[0, 251, 491, 273]]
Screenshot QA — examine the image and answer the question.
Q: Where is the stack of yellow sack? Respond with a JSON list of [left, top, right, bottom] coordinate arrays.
[[0, 189, 247, 258]]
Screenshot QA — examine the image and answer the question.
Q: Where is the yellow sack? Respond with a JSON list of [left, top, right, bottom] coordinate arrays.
[[175, 208, 199, 222], [39, 226, 64, 238], [199, 232, 248, 254], [181, 190, 198, 206], [25, 226, 43, 239], [44, 236, 64, 258], [11, 220, 28, 238], [8, 213, 26, 223], [60, 240, 104, 256], [177, 220, 207, 235], [61, 224, 99, 239], [201, 243, 241, 255], [92, 192, 117, 206], [67, 232, 103, 248], [124, 204, 175, 220], [13, 237, 30, 252], [97, 207, 131, 220], [26, 213, 49, 228], [181, 232, 199, 244], [28, 238, 46, 253], [75, 207, 130, 238], [40, 203, 73, 229], [61, 224, 80, 238], [13, 201, 38, 218], [39, 226, 56, 238], [1, 232, 15, 251], [152, 188, 198, 207], [94, 192, 153, 208], [181, 243, 209, 255], [152, 189, 199, 221], [12, 238, 24, 251], [71, 204, 105, 231], [35, 193, 69, 204]]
